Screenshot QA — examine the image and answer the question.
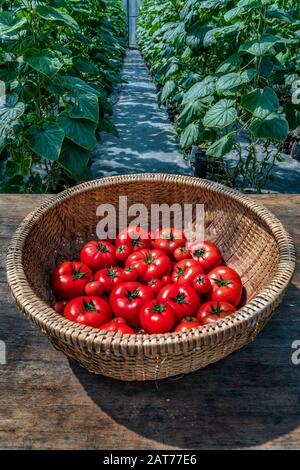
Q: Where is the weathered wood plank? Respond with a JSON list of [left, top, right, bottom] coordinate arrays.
[[0, 194, 299, 450]]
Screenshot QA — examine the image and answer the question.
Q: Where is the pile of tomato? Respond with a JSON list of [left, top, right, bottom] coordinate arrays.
[[50, 226, 244, 334]]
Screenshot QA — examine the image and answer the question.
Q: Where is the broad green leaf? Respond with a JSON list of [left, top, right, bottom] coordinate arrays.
[[216, 54, 243, 73], [57, 112, 97, 150], [69, 93, 99, 123], [0, 94, 25, 124], [59, 140, 90, 176], [73, 56, 99, 75], [24, 48, 63, 77], [178, 100, 206, 127], [0, 12, 26, 35], [165, 63, 179, 78], [186, 21, 212, 50], [182, 77, 216, 104], [258, 56, 274, 78], [249, 113, 289, 141], [285, 102, 300, 132], [203, 99, 237, 128], [27, 122, 65, 161], [99, 117, 119, 137], [206, 133, 235, 158], [60, 75, 104, 97], [224, 7, 242, 21], [160, 80, 176, 103], [216, 70, 254, 94], [241, 87, 279, 118], [180, 122, 204, 149], [35, 5, 79, 30], [239, 35, 283, 56]]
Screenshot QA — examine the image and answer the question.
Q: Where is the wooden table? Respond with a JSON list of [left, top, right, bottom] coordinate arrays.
[[0, 194, 299, 450]]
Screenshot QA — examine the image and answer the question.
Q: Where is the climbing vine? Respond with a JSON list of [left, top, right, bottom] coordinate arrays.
[[0, 0, 127, 193], [137, 0, 300, 192]]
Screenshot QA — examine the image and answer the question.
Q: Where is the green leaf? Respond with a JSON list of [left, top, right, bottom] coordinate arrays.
[[24, 49, 63, 77], [206, 133, 235, 158], [182, 77, 216, 104], [99, 118, 119, 137], [239, 35, 283, 56], [59, 140, 90, 176], [73, 56, 99, 75], [160, 80, 176, 103], [0, 94, 25, 124], [203, 99, 237, 128], [186, 21, 212, 50], [180, 122, 204, 149], [60, 75, 104, 97], [216, 70, 254, 95], [69, 93, 99, 123], [241, 87, 279, 118], [258, 57, 274, 78], [178, 100, 206, 127], [57, 112, 97, 150], [35, 5, 79, 30], [216, 54, 243, 73], [27, 122, 65, 161], [0, 12, 26, 35], [249, 114, 289, 141]]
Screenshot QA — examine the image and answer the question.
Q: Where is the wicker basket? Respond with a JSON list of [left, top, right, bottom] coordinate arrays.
[[6, 174, 296, 381]]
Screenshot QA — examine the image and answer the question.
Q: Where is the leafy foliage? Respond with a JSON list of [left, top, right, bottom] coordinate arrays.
[[137, 0, 300, 192], [0, 0, 127, 193]]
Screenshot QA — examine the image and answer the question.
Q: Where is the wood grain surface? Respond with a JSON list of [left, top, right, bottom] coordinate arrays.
[[0, 194, 299, 450]]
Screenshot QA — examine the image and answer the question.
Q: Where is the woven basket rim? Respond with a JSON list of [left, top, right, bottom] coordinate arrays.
[[6, 174, 296, 354]]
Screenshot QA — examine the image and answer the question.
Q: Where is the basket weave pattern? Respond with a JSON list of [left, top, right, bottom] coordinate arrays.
[[6, 174, 296, 381]]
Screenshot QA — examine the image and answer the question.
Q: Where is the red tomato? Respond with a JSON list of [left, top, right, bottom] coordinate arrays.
[[109, 281, 154, 327], [80, 240, 117, 271], [51, 300, 67, 314], [207, 266, 242, 307], [174, 246, 191, 261], [172, 259, 204, 286], [190, 241, 222, 273], [161, 275, 172, 285], [94, 266, 124, 294], [52, 261, 93, 299], [116, 226, 151, 251], [85, 281, 104, 297], [175, 316, 201, 333], [126, 249, 171, 283], [99, 317, 134, 334], [151, 227, 186, 257], [140, 300, 175, 334], [64, 296, 112, 328], [147, 278, 164, 296], [192, 274, 211, 294], [157, 284, 201, 321], [197, 301, 236, 324], [115, 244, 132, 261], [122, 266, 138, 281]]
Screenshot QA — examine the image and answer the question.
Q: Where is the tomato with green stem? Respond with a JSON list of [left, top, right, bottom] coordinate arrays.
[[109, 281, 154, 327], [64, 296, 112, 327], [157, 284, 201, 321], [140, 300, 175, 334], [147, 278, 164, 296], [80, 240, 117, 271], [192, 274, 211, 294], [207, 266, 242, 307], [94, 266, 124, 293], [116, 244, 132, 261], [52, 261, 93, 299], [116, 226, 151, 252], [126, 248, 171, 282], [172, 259, 204, 286], [122, 266, 138, 281], [152, 227, 186, 257], [197, 301, 236, 325], [174, 246, 191, 261], [190, 241, 222, 273]]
